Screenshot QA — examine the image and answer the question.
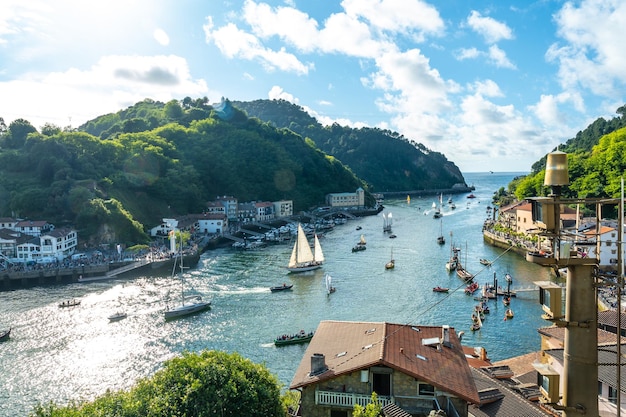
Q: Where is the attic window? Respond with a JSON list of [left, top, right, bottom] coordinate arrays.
[[336, 351, 347, 358], [365, 328, 377, 335], [363, 344, 373, 350]]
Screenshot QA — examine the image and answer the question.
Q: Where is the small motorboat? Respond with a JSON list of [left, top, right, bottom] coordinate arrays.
[[479, 258, 491, 266], [432, 286, 449, 293], [505, 309, 514, 320], [270, 283, 293, 292], [108, 311, 127, 322]]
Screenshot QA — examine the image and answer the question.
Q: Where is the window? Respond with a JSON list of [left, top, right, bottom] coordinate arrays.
[[418, 383, 435, 396], [609, 386, 618, 404]]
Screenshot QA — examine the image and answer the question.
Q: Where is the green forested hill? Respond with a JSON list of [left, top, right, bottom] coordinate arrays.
[[0, 99, 365, 245], [510, 105, 626, 204], [232, 99, 466, 191]]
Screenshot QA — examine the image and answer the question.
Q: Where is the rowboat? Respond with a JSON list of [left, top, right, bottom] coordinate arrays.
[[58, 299, 81, 308], [432, 286, 449, 293]]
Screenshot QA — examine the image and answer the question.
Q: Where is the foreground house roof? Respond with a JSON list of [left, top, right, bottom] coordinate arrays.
[[290, 320, 480, 404]]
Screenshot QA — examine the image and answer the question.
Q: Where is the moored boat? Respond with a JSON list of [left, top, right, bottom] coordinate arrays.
[[505, 308, 514, 320], [432, 286, 449, 293], [274, 330, 314, 346], [479, 258, 491, 266]]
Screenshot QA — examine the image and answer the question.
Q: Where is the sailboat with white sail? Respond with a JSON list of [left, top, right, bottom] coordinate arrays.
[[287, 224, 324, 273], [383, 212, 393, 232], [164, 232, 211, 320], [325, 273, 336, 295]]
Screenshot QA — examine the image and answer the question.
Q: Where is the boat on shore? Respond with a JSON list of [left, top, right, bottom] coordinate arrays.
[[274, 330, 314, 346], [287, 224, 324, 273], [270, 283, 293, 292], [0, 328, 11, 342]]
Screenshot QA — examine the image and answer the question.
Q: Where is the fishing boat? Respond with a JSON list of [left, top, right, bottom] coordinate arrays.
[[287, 224, 324, 273], [108, 311, 127, 322], [505, 308, 514, 320], [385, 247, 395, 270], [164, 235, 211, 320], [470, 312, 482, 331], [270, 283, 293, 292], [58, 299, 81, 308], [479, 258, 491, 266], [0, 328, 11, 342], [274, 330, 314, 346], [432, 286, 449, 293], [325, 273, 336, 295]]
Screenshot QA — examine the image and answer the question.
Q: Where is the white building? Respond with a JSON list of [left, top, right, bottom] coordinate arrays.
[[582, 225, 618, 270], [273, 200, 293, 218], [325, 187, 365, 208]]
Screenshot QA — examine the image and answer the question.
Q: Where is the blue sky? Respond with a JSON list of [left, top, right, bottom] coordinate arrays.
[[1, 0, 625, 172]]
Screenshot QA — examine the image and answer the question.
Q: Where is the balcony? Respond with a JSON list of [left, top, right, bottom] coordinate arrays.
[[315, 390, 392, 408]]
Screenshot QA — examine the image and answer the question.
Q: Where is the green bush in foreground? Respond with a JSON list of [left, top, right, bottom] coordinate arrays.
[[30, 350, 286, 417]]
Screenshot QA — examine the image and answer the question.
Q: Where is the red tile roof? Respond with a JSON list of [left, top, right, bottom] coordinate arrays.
[[289, 320, 480, 404]]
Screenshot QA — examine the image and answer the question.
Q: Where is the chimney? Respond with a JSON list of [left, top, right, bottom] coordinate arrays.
[[441, 325, 451, 348], [310, 353, 327, 376]]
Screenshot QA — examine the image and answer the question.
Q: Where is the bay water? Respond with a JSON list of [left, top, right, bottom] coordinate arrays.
[[0, 172, 555, 416]]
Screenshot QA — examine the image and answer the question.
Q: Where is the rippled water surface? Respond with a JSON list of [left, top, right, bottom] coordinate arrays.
[[0, 172, 555, 416]]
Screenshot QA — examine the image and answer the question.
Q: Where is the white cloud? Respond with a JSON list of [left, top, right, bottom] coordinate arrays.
[[470, 79, 503, 98], [0, 55, 209, 128], [466, 10, 514, 44], [268, 85, 298, 103], [341, 0, 445, 40], [242, 0, 320, 52], [488, 45, 516, 69], [203, 17, 312, 75], [549, 0, 626, 98], [153, 28, 170, 46], [455, 47, 481, 60]]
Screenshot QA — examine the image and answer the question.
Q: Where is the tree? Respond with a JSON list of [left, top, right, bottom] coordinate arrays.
[[353, 392, 383, 417], [30, 350, 285, 417], [5, 118, 37, 148]]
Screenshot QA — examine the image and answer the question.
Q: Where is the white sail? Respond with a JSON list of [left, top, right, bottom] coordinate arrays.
[[313, 234, 324, 263], [359, 234, 366, 245], [289, 224, 315, 268]]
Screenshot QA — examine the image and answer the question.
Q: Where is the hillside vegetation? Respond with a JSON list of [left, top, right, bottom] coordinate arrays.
[[0, 99, 365, 246], [511, 106, 626, 206], [232, 99, 466, 191]]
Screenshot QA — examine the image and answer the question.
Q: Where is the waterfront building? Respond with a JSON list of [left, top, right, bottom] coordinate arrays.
[[325, 187, 365, 208], [582, 225, 619, 271], [195, 213, 227, 235], [289, 320, 479, 417], [273, 200, 293, 218], [215, 196, 238, 220], [254, 201, 275, 221], [14, 227, 77, 263]]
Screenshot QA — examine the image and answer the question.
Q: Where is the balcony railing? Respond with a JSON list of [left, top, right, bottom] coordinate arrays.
[[315, 390, 392, 408]]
